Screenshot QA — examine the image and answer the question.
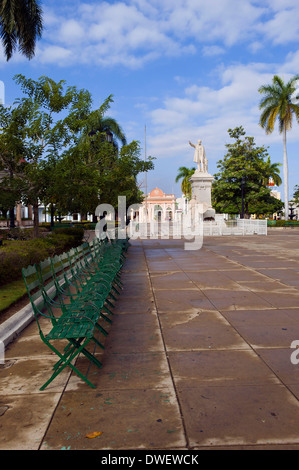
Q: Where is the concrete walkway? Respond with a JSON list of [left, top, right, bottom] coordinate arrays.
[[1, 230, 299, 450]]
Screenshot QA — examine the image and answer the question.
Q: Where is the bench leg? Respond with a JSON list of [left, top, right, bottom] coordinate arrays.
[[40, 336, 102, 391]]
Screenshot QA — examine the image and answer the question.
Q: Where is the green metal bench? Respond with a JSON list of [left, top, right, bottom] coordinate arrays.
[[76, 241, 124, 292], [50, 244, 120, 320], [22, 263, 105, 390], [38, 255, 112, 333], [22, 237, 128, 390]]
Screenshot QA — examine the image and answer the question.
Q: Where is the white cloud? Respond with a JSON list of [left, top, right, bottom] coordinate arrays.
[[284, 50, 299, 73], [151, 62, 272, 127], [202, 45, 226, 57], [37, 0, 291, 68], [165, 0, 266, 45], [2, 1, 299, 69], [58, 20, 85, 45], [146, 53, 299, 168], [39, 1, 198, 68], [36, 45, 72, 65], [258, 6, 299, 45], [248, 41, 264, 54]]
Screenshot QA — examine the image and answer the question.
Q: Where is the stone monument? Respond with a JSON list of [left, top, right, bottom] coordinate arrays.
[[188, 139, 215, 220]]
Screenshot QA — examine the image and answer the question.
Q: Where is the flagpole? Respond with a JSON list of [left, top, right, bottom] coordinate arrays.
[[145, 125, 147, 225]]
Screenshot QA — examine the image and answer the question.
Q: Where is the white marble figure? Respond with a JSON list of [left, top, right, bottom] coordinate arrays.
[[189, 139, 208, 173]]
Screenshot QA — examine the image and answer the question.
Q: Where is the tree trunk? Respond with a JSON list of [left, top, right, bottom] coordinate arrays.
[[50, 203, 54, 228], [33, 201, 39, 237], [283, 123, 289, 220], [8, 170, 15, 229], [9, 207, 15, 229]]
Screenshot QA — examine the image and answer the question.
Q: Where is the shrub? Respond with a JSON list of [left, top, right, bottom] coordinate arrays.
[[0, 228, 34, 241], [52, 226, 84, 239], [275, 220, 286, 227], [0, 228, 84, 286], [267, 219, 299, 227]]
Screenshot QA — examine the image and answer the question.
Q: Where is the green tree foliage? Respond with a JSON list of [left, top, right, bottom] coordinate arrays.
[[7, 74, 93, 235], [262, 156, 282, 187], [82, 107, 127, 148], [0, 74, 155, 233], [51, 90, 155, 218], [293, 185, 299, 205], [53, 138, 154, 219], [212, 126, 284, 218], [0, 0, 43, 61], [0, 100, 32, 226], [258, 74, 299, 219], [99, 140, 154, 210], [175, 166, 195, 200]]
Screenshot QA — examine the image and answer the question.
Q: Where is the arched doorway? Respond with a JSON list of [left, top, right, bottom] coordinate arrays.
[[154, 205, 163, 221], [166, 207, 173, 221]]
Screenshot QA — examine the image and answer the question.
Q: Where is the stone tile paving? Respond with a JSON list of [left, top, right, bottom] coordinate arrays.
[[1, 230, 299, 449]]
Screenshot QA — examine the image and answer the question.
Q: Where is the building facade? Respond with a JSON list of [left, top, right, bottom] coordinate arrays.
[[138, 187, 176, 223]]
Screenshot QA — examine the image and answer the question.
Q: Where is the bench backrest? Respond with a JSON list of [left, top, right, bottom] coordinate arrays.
[[22, 263, 54, 333], [50, 252, 73, 291], [21, 236, 121, 333]]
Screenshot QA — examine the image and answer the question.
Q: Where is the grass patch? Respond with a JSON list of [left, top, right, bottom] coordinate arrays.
[[0, 279, 28, 312]]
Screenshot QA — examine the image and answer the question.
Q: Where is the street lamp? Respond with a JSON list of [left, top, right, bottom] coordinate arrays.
[[105, 130, 113, 143], [241, 175, 245, 219]]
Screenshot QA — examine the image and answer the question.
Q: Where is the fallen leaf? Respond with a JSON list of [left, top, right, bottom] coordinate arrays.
[[85, 431, 103, 439]]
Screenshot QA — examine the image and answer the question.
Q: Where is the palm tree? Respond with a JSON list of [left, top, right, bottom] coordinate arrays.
[[262, 156, 282, 187], [258, 74, 299, 219], [84, 102, 127, 148], [77, 96, 127, 171], [0, 0, 43, 61], [95, 116, 127, 148], [175, 166, 195, 200], [293, 184, 299, 203]]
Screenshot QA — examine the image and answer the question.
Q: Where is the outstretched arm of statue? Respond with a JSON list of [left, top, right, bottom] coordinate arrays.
[[189, 140, 195, 148]]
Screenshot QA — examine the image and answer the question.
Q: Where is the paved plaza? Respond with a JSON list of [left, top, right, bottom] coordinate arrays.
[[1, 229, 299, 450]]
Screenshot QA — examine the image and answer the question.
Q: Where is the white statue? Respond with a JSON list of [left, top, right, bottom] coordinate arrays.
[[189, 139, 208, 173]]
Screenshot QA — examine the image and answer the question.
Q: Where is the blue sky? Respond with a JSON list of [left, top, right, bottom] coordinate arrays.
[[1, 0, 299, 200]]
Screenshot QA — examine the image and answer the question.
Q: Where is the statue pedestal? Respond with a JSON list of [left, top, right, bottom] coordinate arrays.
[[190, 170, 215, 220]]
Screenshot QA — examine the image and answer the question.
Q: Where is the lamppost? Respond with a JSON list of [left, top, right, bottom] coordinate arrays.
[[105, 130, 113, 143], [241, 175, 245, 219]]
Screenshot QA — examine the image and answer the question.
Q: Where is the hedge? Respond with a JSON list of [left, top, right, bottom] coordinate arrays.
[[267, 219, 299, 227], [0, 227, 84, 287]]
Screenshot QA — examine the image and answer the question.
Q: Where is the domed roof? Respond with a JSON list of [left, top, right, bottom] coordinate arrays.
[[149, 187, 164, 197]]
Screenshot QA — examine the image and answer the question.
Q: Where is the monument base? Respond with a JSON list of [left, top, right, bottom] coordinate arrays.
[[202, 208, 216, 220], [190, 171, 215, 220]]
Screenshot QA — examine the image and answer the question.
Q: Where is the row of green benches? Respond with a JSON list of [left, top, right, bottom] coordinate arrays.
[[22, 236, 129, 391]]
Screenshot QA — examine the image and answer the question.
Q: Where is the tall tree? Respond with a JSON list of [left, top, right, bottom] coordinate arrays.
[[10, 74, 93, 236], [258, 74, 299, 220], [175, 166, 195, 200], [0, 0, 43, 61], [102, 140, 154, 210], [0, 100, 32, 227], [293, 185, 299, 205], [81, 98, 127, 149], [262, 156, 282, 187], [212, 126, 284, 218], [1, 75, 154, 233], [48, 100, 154, 221]]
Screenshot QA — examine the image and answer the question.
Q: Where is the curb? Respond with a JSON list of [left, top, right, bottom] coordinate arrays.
[[0, 282, 58, 348], [0, 302, 34, 347]]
